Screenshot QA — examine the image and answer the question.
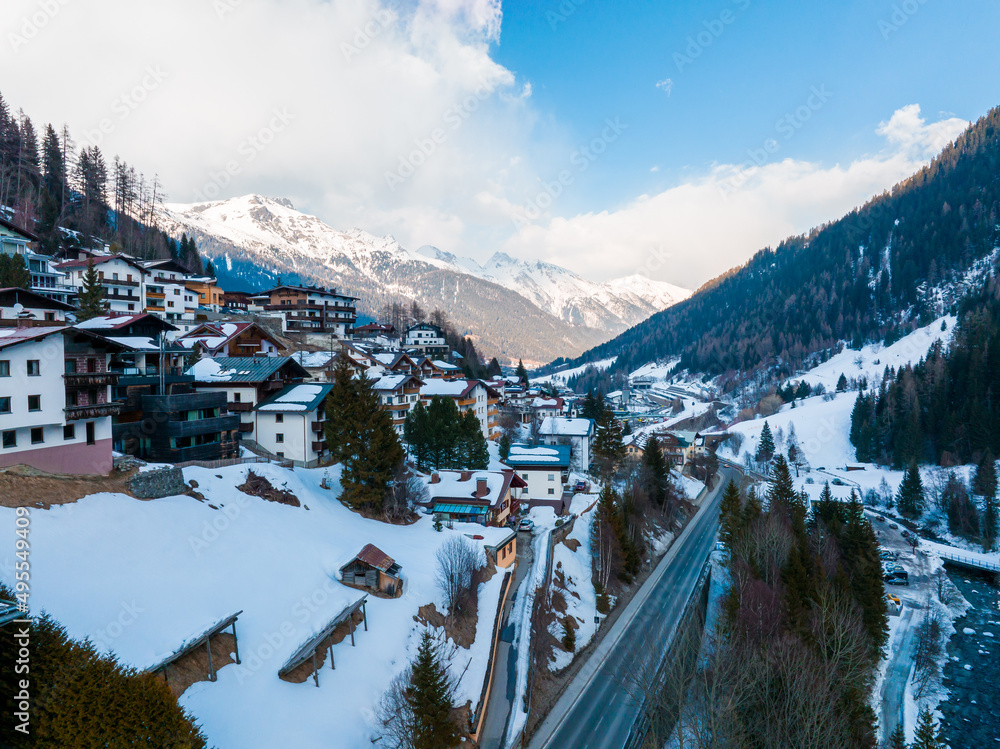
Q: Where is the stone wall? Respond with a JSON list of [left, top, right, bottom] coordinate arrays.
[[127, 466, 187, 499]]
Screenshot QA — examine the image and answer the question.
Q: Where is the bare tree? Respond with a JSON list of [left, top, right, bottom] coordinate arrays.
[[373, 669, 417, 749], [435, 536, 483, 617]]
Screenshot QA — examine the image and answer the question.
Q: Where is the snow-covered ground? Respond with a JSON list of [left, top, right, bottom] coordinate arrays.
[[0, 462, 511, 749], [674, 471, 707, 502], [534, 357, 617, 386], [547, 495, 600, 672]]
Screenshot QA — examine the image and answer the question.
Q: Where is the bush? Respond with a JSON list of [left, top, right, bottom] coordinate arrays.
[[596, 594, 611, 614], [561, 616, 577, 652]]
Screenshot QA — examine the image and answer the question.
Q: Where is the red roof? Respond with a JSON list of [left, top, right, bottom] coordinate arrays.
[[354, 544, 396, 572]]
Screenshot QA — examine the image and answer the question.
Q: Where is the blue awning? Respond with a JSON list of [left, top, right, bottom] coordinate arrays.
[[433, 503, 489, 515]]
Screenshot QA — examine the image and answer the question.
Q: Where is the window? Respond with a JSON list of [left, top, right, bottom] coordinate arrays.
[[174, 288, 180, 295], [63, 424, 75, 440], [275, 413, 283, 423], [28, 395, 41, 412], [27, 360, 40, 376], [87, 358, 97, 373], [547, 488, 555, 495], [0, 361, 8, 377], [0, 397, 9, 413], [548, 473, 555, 481], [276, 433, 284, 443], [233, 392, 241, 403], [67, 391, 78, 406], [128, 304, 135, 311], [65, 359, 77, 374], [30, 427, 44, 444], [276, 451, 284, 458], [45, 312, 55, 321], [86, 422, 95, 445], [2, 430, 14, 448], [168, 301, 174, 308]]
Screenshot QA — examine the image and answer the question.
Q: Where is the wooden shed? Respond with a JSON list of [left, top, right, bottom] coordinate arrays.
[[339, 544, 403, 596]]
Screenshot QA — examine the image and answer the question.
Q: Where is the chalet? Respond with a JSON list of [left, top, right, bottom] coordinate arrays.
[[530, 396, 564, 421], [291, 350, 341, 382], [484, 531, 518, 568], [187, 356, 310, 439], [0, 219, 74, 305], [351, 323, 397, 342], [221, 290, 253, 313], [140, 259, 199, 325], [504, 443, 571, 512], [419, 378, 491, 437], [0, 287, 75, 324], [403, 322, 448, 357], [372, 374, 424, 435], [339, 544, 403, 596], [56, 254, 149, 314], [251, 285, 358, 337], [0, 326, 126, 474], [253, 382, 335, 467], [425, 469, 526, 527], [185, 276, 224, 311], [177, 321, 287, 358], [539, 416, 595, 472]]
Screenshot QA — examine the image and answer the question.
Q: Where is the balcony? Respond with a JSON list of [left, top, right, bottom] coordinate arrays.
[[100, 278, 140, 287], [64, 372, 118, 387], [311, 441, 326, 453], [64, 402, 122, 420], [146, 291, 166, 300], [165, 414, 241, 438], [238, 422, 254, 433], [229, 401, 254, 412], [264, 380, 284, 391], [311, 421, 326, 434]]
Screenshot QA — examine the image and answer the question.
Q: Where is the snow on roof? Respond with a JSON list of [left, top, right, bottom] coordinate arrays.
[[531, 397, 562, 408], [539, 416, 594, 437], [277, 384, 322, 401], [0, 326, 65, 350], [420, 379, 476, 397], [256, 382, 333, 412], [505, 444, 571, 467], [372, 374, 411, 391], [105, 336, 161, 351], [431, 360, 460, 370], [294, 351, 336, 368], [187, 356, 305, 383], [74, 313, 152, 330], [426, 470, 508, 505]]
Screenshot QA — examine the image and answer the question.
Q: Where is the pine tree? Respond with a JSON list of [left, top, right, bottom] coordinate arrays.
[[75, 257, 106, 321], [742, 484, 762, 526], [911, 707, 943, 749], [0, 253, 30, 289], [756, 420, 775, 462], [498, 432, 512, 462], [979, 454, 998, 551], [404, 400, 431, 469], [515, 359, 529, 386], [888, 725, 906, 749], [642, 436, 669, 507], [593, 406, 624, 476], [325, 357, 359, 463], [580, 390, 601, 421], [339, 372, 405, 511], [458, 410, 489, 469], [837, 373, 848, 392], [184, 342, 203, 371], [406, 631, 459, 749], [561, 616, 576, 652], [897, 462, 925, 519], [718, 479, 743, 551]]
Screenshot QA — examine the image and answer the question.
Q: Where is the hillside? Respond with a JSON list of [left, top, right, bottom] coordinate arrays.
[[159, 195, 688, 363], [562, 105, 1000, 380]]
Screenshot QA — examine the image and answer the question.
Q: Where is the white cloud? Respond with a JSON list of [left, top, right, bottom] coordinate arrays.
[[500, 105, 969, 288]]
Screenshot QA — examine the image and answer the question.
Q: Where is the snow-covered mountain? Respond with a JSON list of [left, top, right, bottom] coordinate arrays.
[[158, 195, 689, 362], [415, 247, 690, 330]]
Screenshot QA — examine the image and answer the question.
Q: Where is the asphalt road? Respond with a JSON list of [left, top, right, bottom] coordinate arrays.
[[528, 467, 735, 749]]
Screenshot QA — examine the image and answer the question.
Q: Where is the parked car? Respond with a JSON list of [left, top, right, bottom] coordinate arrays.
[[886, 593, 901, 607], [889, 522, 899, 530], [832, 478, 846, 486], [884, 570, 909, 586], [574, 480, 589, 493], [518, 519, 535, 532]]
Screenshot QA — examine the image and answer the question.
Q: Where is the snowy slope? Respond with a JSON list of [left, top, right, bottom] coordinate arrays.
[[417, 247, 690, 331], [0, 462, 510, 749]]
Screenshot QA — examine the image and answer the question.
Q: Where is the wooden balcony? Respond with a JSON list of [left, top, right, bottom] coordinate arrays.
[[311, 441, 326, 453], [238, 422, 254, 433], [64, 402, 122, 420], [64, 372, 117, 387], [311, 421, 326, 434], [229, 402, 254, 412]]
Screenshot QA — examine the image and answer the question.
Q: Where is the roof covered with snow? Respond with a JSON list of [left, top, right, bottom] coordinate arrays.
[[256, 382, 333, 412], [426, 469, 524, 506], [504, 444, 571, 468], [420, 379, 479, 398], [539, 416, 594, 438], [187, 356, 307, 383]]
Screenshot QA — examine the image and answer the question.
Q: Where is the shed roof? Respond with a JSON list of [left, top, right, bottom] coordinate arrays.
[[187, 356, 308, 383], [352, 544, 397, 572]]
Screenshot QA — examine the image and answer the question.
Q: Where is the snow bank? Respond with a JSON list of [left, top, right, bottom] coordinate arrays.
[[548, 495, 599, 672]]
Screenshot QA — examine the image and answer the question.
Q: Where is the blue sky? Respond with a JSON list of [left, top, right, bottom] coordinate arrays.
[[494, 0, 1000, 217], [4, 0, 998, 288]]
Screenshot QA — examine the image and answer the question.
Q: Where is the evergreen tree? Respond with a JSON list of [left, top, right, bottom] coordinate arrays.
[[515, 359, 529, 386], [458, 410, 489, 469], [561, 616, 576, 652], [742, 484, 762, 526], [718, 479, 743, 552], [888, 725, 906, 749], [184, 342, 203, 371], [406, 631, 458, 749], [325, 357, 359, 463], [592, 406, 624, 475], [756, 420, 775, 462], [404, 400, 431, 469], [0, 253, 30, 289], [836, 373, 848, 392], [977, 452, 998, 551], [897, 463, 925, 519], [498, 432, 512, 462], [911, 707, 943, 749], [579, 390, 602, 421], [426, 396, 460, 469], [338, 372, 405, 511], [75, 257, 106, 321], [486, 357, 502, 378], [642, 436, 669, 508]]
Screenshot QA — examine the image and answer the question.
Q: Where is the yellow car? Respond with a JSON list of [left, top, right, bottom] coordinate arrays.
[[886, 593, 901, 607]]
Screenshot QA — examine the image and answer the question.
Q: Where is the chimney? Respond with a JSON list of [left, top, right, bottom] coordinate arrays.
[[431, 472, 440, 484], [476, 478, 488, 498]]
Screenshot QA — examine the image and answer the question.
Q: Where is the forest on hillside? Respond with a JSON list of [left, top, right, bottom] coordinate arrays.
[[0, 89, 205, 269], [568, 105, 1000, 381]]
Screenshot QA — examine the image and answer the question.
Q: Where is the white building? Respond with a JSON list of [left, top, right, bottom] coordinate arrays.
[[503, 443, 571, 507], [56, 254, 148, 314], [0, 327, 122, 475], [372, 373, 423, 436], [0, 219, 74, 304], [539, 416, 595, 473], [141, 259, 199, 327], [419, 378, 491, 437], [253, 382, 334, 467], [0, 288, 75, 324], [404, 323, 448, 356]]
